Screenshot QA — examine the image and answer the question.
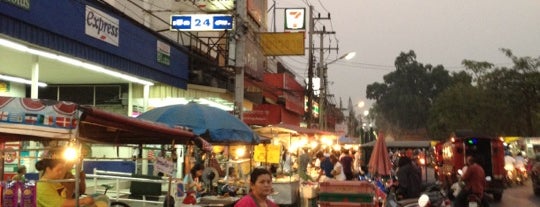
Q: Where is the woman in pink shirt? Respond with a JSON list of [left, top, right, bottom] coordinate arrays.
[[234, 168, 278, 207]]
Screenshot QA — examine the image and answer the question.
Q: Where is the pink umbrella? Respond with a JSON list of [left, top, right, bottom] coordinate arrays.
[[368, 132, 392, 176]]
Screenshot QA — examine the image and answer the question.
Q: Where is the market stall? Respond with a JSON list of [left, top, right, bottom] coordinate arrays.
[[0, 96, 201, 206], [253, 123, 338, 206], [137, 102, 261, 206]]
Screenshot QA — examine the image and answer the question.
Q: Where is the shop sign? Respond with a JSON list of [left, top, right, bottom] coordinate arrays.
[[155, 157, 174, 176], [1, 0, 30, 10], [3, 146, 18, 164], [284, 8, 306, 30], [85, 5, 120, 46], [260, 32, 305, 56], [170, 14, 233, 31], [156, 40, 171, 66], [254, 144, 281, 164]]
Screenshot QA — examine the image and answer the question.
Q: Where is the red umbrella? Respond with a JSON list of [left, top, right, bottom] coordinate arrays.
[[368, 132, 392, 176]]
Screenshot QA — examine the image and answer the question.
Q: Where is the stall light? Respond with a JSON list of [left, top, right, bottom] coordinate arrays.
[[63, 146, 78, 161], [0, 37, 154, 86], [419, 158, 426, 165], [310, 141, 319, 149], [235, 147, 246, 158], [0, 74, 47, 87], [332, 144, 341, 151]]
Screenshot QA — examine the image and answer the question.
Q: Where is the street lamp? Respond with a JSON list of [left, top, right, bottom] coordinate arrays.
[[318, 51, 356, 130]]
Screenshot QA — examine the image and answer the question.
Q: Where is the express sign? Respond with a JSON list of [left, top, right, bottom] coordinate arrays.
[[170, 14, 233, 31]]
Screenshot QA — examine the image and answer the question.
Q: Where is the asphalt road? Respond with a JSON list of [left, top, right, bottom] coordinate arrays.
[[488, 179, 540, 207]]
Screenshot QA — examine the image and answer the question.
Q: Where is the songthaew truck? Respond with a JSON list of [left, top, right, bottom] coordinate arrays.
[[435, 130, 505, 201]]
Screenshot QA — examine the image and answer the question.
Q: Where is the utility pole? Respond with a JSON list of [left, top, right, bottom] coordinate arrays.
[[313, 14, 337, 130], [234, 0, 247, 120], [306, 5, 314, 128]]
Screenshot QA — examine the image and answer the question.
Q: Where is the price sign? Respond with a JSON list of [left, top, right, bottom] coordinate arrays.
[[170, 14, 233, 31]]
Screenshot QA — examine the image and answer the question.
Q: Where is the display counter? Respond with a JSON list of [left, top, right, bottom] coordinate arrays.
[[271, 179, 299, 205]]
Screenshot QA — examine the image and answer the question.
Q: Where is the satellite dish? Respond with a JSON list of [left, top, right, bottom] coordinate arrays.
[[202, 167, 219, 185]]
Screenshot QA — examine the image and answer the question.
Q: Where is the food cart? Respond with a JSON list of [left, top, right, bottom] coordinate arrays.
[[0, 96, 201, 206], [253, 124, 338, 206]]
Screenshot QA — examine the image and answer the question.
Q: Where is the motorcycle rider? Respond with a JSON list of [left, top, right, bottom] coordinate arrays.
[[454, 155, 489, 207], [395, 156, 422, 199]]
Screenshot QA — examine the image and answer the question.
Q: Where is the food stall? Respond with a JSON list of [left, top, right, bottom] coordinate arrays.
[[253, 124, 338, 206], [0, 96, 201, 206]]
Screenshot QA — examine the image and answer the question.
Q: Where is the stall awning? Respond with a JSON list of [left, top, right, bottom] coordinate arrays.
[[253, 123, 335, 137], [78, 106, 196, 145], [362, 140, 431, 148], [0, 96, 198, 145]]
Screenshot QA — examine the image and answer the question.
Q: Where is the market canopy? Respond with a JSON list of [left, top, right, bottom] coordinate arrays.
[[253, 123, 333, 137], [362, 140, 431, 148], [0, 97, 202, 145], [137, 102, 259, 144], [78, 106, 198, 145]]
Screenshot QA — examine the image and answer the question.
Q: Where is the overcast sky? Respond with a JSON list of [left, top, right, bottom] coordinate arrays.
[[268, 0, 540, 112]]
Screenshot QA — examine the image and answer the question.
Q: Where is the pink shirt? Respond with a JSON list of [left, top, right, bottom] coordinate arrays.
[[234, 193, 278, 207]]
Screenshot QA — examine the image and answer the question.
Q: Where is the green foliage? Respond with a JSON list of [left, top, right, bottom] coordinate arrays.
[[428, 48, 540, 137], [367, 48, 540, 139], [366, 50, 452, 135]]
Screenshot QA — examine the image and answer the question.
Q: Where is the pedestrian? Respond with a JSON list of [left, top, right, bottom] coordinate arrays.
[[395, 156, 421, 199], [316, 152, 334, 182], [330, 154, 346, 181], [340, 149, 354, 180], [234, 168, 278, 207]]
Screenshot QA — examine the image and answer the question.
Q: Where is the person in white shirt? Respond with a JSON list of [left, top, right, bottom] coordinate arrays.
[[330, 154, 346, 181]]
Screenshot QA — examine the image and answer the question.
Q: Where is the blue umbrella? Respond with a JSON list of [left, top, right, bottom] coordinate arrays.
[[138, 102, 259, 144]]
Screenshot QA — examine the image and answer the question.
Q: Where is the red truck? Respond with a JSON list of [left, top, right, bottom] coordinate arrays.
[[435, 130, 505, 201]]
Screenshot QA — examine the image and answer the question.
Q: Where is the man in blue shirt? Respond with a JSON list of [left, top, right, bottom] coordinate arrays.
[[317, 152, 334, 181]]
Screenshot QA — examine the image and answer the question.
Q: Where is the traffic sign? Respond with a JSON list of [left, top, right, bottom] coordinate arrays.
[[170, 14, 233, 31]]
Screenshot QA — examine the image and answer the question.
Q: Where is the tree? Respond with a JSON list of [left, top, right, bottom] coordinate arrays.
[[366, 50, 452, 138], [479, 49, 540, 136], [428, 49, 540, 137]]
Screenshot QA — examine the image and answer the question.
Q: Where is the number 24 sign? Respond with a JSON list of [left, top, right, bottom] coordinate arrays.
[[170, 14, 233, 31]]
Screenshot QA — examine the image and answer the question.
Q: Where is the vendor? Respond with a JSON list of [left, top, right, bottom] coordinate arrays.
[[35, 158, 94, 207], [183, 163, 205, 196]]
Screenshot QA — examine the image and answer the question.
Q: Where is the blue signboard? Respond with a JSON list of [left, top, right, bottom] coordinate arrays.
[[170, 14, 234, 31]]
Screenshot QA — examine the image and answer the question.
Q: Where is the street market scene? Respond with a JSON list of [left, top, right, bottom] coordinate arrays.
[[1, 1, 540, 207]]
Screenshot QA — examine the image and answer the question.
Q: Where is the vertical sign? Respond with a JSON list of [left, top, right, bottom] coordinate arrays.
[[157, 40, 171, 66], [284, 8, 306, 30]]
